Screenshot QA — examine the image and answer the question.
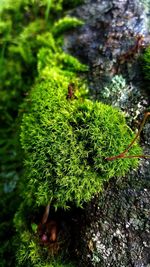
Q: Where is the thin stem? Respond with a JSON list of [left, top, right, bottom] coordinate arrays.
[[45, 0, 51, 22], [42, 202, 50, 224], [122, 155, 150, 159], [105, 112, 150, 161], [105, 153, 125, 161], [122, 112, 150, 154]]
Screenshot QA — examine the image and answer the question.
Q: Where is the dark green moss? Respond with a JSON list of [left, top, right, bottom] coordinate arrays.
[[140, 46, 150, 84]]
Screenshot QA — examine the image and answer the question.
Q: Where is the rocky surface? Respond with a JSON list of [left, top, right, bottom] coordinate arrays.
[[65, 0, 150, 96], [64, 0, 150, 266], [77, 173, 150, 267]]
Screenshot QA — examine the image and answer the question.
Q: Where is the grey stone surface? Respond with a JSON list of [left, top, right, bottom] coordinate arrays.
[[65, 0, 150, 95]]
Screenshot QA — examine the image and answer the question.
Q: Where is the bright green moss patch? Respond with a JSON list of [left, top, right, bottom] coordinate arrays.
[[20, 59, 141, 210]]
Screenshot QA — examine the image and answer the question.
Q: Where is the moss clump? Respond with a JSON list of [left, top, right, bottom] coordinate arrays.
[[15, 37, 141, 265], [20, 51, 141, 209]]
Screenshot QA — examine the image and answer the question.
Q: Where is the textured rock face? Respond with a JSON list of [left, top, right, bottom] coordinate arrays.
[[78, 175, 150, 267], [65, 0, 150, 93], [64, 0, 150, 266]]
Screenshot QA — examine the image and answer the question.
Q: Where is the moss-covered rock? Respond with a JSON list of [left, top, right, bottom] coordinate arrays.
[[20, 49, 141, 210], [14, 46, 142, 266], [0, 1, 144, 266]]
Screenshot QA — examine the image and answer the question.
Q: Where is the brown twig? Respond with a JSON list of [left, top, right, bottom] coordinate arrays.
[[105, 112, 150, 161]]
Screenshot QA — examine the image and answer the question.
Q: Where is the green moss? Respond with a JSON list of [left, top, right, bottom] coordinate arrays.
[[15, 34, 141, 265], [15, 231, 75, 267], [15, 46, 141, 264], [14, 201, 75, 266], [52, 17, 84, 36], [141, 46, 150, 83], [0, 1, 86, 266], [20, 52, 141, 210]]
